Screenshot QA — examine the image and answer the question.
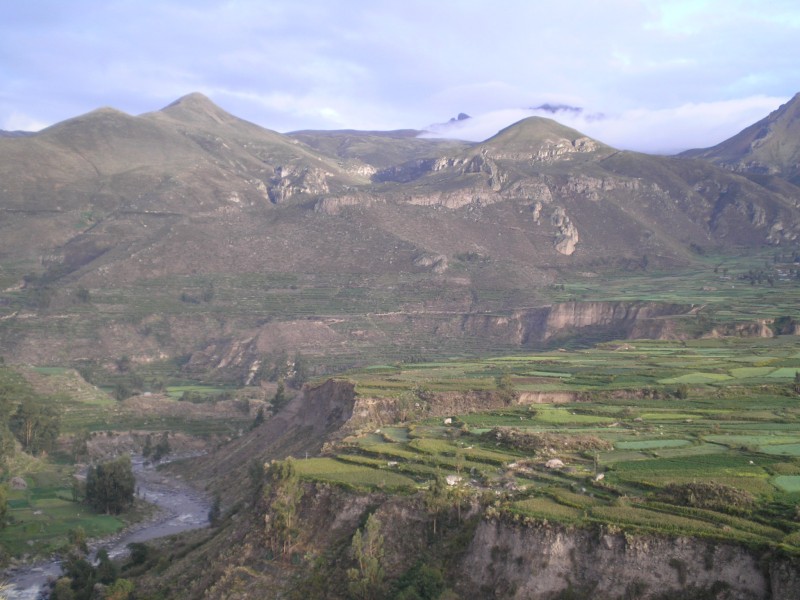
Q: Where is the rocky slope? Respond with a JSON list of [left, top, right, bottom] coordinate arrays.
[[681, 93, 800, 185], [131, 378, 800, 599], [1, 94, 799, 369]]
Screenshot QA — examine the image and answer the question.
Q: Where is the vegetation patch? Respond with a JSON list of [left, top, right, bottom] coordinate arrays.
[[616, 439, 691, 450], [293, 457, 417, 491], [772, 476, 800, 493]]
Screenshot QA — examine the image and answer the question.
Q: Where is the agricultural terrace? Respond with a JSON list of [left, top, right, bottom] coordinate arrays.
[[297, 335, 800, 551]]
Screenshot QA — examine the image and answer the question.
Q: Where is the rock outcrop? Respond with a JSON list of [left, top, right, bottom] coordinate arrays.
[[456, 519, 797, 599]]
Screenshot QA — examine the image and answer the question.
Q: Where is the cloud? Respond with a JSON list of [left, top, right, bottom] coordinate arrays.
[[422, 96, 788, 154], [1, 111, 49, 132], [0, 0, 798, 146]]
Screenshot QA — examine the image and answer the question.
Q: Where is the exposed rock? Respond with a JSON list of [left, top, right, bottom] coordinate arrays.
[[456, 520, 789, 599], [268, 164, 331, 203], [10, 476, 27, 489], [550, 206, 579, 255], [703, 320, 775, 339], [403, 188, 502, 209], [314, 193, 385, 215], [413, 254, 448, 273]]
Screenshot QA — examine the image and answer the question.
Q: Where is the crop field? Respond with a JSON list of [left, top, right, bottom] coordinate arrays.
[[0, 468, 124, 556], [2, 247, 799, 559], [284, 332, 800, 551], [543, 248, 800, 324]]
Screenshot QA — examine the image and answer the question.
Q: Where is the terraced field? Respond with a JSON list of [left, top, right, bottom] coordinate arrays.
[[293, 334, 800, 551]]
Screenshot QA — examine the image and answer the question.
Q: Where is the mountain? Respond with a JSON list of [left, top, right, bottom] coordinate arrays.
[[288, 128, 472, 170], [0, 129, 33, 138], [681, 92, 800, 185], [0, 94, 798, 371]]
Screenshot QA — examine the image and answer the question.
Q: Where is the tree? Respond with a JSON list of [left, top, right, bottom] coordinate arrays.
[[347, 513, 385, 600], [271, 380, 288, 412], [113, 382, 132, 402], [263, 458, 303, 557], [248, 459, 265, 505], [208, 492, 222, 526], [151, 431, 171, 462], [50, 577, 76, 600], [291, 352, 309, 388], [95, 547, 119, 585], [116, 355, 132, 373], [85, 455, 135, 515], [9, 396, 61, 455], [71, 429, 90, 462], [67, 526, 88, 554], [250, 406, 265, 430], [75, 287, 91, 303], [142, 433, 153, 459], [105, 579, 135, 600], [424, 471, 451, 535], [393, 563, 446, 600], [495, 368, 517, 406], [0, 485, 7, 530], [59, 552, 95, 600]]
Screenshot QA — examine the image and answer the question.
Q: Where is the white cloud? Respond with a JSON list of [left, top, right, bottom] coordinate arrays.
[[422, 96, 788, 154], [2, 111, 48, 132]]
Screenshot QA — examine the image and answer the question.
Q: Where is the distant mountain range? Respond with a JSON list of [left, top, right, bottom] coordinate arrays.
[[0, 92, 798, 369], [0, 129, 34, 138], [681, 92, 800, 185]]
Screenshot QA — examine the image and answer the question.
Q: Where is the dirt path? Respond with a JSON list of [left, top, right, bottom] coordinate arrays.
[[4, 457, 210, 599]]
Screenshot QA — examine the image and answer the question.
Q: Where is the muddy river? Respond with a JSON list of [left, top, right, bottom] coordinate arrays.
[[4, 457, 210, 599]]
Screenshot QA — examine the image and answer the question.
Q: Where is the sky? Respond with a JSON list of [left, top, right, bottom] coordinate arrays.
[[1, 0, 799, 154]]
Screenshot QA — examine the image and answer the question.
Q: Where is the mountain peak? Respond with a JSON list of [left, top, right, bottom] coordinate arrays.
[[165, 92, 216, 109], [483, 116, 608, 151], [157, 92, 234, 125], [681, 91, 800, 184]]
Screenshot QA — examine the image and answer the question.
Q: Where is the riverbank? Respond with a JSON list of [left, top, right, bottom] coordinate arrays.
[[3, 456, 210, 599]]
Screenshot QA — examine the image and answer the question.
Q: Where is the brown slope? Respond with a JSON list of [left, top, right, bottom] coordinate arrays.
[[1, 99, 800, 369], [352, 116, 800, 266], [0, 94, 359, 265], [181, 379, 357, 494], [681, 92, 800, 185], [289, 128, 473, 170]]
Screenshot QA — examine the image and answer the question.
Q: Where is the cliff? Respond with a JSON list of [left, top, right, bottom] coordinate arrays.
[[458, 518, 798, 599], [134, 480, 800, 599]]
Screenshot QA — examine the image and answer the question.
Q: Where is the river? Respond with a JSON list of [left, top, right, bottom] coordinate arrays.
[[3, 457, 210, 599]]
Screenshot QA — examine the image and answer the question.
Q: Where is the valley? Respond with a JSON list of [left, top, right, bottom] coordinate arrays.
[[0, 92, 799, 598]]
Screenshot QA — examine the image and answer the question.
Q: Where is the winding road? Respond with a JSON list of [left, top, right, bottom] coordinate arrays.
[[4, 457, 210, 599]]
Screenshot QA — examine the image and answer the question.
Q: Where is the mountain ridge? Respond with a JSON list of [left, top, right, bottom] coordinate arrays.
[[0, 92, 798, 369], [681, 92, 800, 185]]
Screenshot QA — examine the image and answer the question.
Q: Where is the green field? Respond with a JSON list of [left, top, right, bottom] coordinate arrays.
[[288, 331, 800, 552], [2, 247, 800, 558], [0, 468, 125, 556]]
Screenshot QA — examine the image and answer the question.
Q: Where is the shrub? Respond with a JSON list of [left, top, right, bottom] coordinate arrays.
[[660, 482, 755, 514]]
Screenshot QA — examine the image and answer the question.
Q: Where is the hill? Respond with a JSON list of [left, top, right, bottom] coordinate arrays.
[[681, 92, 800, 185], [0, 94, 799, 374]]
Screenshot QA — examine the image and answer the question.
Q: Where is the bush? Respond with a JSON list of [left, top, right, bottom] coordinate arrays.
[[660, 482, 755, 514]]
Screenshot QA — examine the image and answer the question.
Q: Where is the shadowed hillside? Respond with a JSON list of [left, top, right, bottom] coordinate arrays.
[[0, 93, 798, 374], [681, 92, 800, 185]]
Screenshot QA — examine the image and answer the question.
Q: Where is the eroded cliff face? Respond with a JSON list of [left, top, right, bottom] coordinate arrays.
[[170, 480, 800, 600], [456, 519, 799, 600], [455, 301, 691, 346], [177, 301, 692, 381]]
